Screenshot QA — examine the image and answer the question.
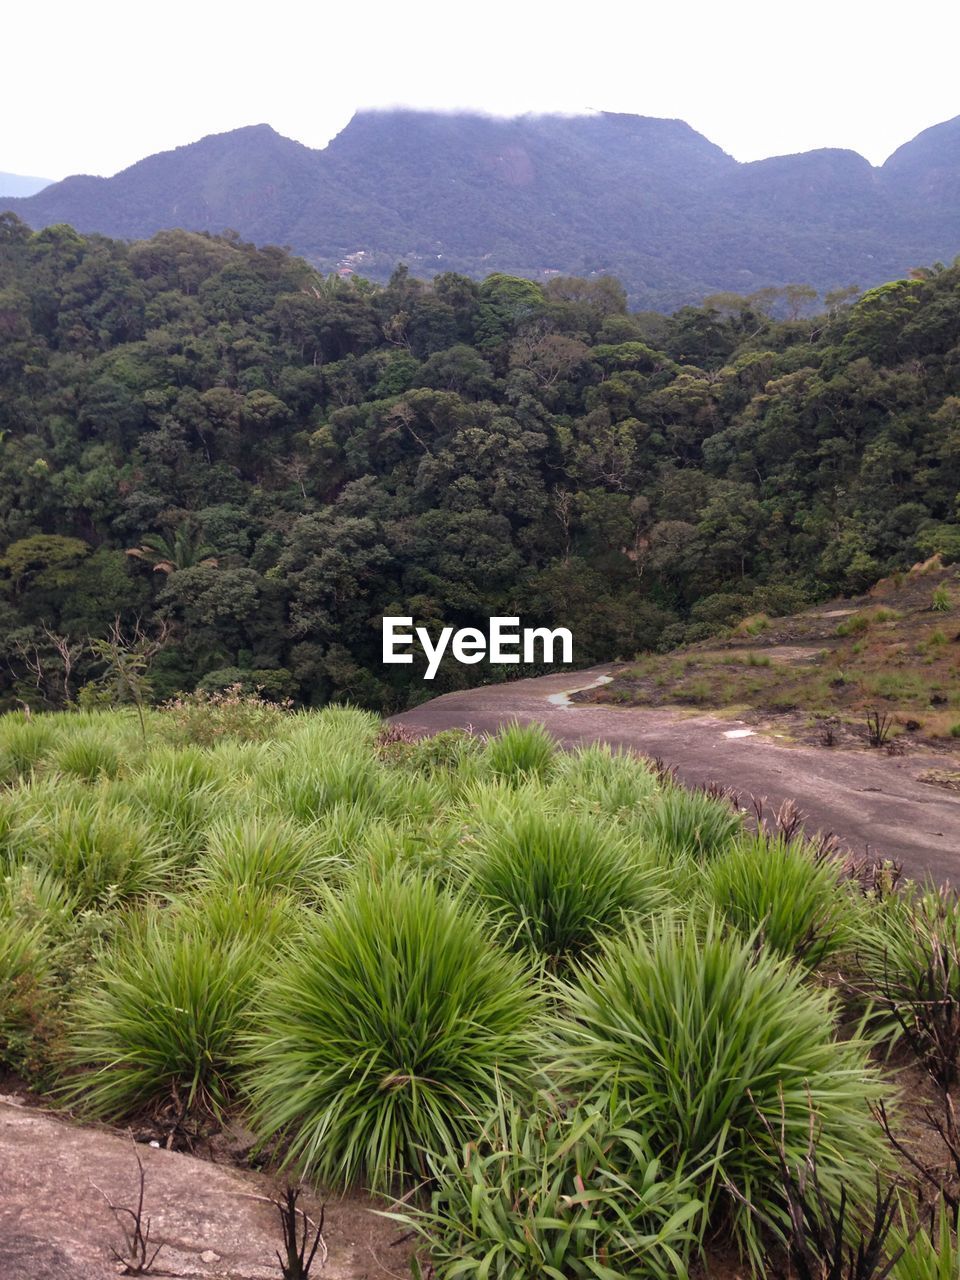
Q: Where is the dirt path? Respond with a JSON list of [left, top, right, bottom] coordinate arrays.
[[392, 666, 960, 883]]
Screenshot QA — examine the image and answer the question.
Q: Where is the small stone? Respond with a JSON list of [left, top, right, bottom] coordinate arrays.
[[201, 1250, 220, 1263], [149, 1140, 161, 1148]]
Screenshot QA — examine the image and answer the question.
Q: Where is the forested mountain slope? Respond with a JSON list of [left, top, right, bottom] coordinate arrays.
[[3, 110, 959, 308], [0, 214, 958, 710]]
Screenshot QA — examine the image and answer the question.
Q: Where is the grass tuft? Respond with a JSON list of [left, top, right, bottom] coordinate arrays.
[[66, 904, 275, 1122], [195, 813, 343, 901], [465, 802, 667, 968], [245, 869, 544, 1189], [54, 729, 125, 781], [636, 785, 743, 862], [33, 792, 172, 910], [0, 717, 56, 782], [854, 885, 960, 1087], [485, 721, 557, 785], [0, 914, 55, 1075], [701, 833, 853, 968], [554, 913, 889, 1264], [553, 743, 659, 816]]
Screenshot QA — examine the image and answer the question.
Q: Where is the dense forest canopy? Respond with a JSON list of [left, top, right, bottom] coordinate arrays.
[[0, 211, 958, 711]]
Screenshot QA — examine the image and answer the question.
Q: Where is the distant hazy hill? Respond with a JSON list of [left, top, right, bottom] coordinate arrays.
[[3, 111, 959, 308], [0, 171, 53, 197]]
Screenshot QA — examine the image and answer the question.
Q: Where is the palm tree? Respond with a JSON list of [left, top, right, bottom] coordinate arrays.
[[126, 523, 218, 574]]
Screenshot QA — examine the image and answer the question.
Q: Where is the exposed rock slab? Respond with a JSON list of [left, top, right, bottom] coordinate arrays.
[[0, 1098, 408, 1279], [391, 664, 960, 883]]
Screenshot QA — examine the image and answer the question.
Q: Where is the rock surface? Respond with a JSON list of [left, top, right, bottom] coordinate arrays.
[[392, 664, 960, 882], [0, 1097, 410, 1279]]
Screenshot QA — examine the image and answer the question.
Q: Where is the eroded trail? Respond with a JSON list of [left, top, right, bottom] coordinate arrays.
[[392, 666, 960, 883]]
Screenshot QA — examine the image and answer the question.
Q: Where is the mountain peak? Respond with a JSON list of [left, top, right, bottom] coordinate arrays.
[[882, 114, 960, 171]]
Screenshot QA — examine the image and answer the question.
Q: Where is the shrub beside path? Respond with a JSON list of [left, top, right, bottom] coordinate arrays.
[[391, 665, 960, 883]]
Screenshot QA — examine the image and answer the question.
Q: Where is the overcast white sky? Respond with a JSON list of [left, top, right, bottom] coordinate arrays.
[[4, 0, 959, 180]]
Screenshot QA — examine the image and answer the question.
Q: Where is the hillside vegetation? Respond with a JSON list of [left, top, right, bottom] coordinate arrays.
[[2, 702, 960, 1275], [1, 216, 959, 712], [588, 559, 960, 752], [3, 110, 960, 308]]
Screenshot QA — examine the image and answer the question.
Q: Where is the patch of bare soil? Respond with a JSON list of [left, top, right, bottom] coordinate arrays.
[[0, 1097, 410, 1280]]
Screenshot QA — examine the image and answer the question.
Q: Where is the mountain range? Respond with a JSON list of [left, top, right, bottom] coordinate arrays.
[[3, 110, 959, 309], [0, 171, 53, 198]]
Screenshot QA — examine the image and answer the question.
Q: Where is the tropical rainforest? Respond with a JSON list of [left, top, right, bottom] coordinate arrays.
[[0, 210, 958, 713]]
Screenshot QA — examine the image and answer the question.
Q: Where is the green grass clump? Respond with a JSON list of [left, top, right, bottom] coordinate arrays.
[[356, 816, 463, 883], [554, 914, 888, 1265], [279, 707, 380, 770], [195, 813, 342, 900], [553, 744, 658, 817], [864, 671, 933, 701], [245, 869, 544, 1189], [891, 1201, 960, 1280], [931, 584, 952, 612], [836, 612, 872, 637], [53, 729, 124, 781], [675, 678, 712, 704], [264, 749, 388, 823], [734, 613, 769, 637], [834, 604, 899, 636], [203, 737, 280, 782], [854, 885, 960, 1085], [0, 717, 56, 782], [124, 747, 225, 864], [408, 728, 485, 775], [700, 834, 852, 968], [1, 862, 78, 935], [66, 905, 274, 1121], [402, 1095, 702, 1280], [0, 915, 55, 1074], [636, 785, 743, 862], [0, 790, 40, 868], [186, 883, 305, 950], [465, 804, 667, 968], [0, 863, 111, 1080], [745, 651, 772, 667], [33, 793, 171, 910], [486, 721, 556, 784]]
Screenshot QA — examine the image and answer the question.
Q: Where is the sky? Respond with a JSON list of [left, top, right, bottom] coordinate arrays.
[[4, 0, 960, 181]]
